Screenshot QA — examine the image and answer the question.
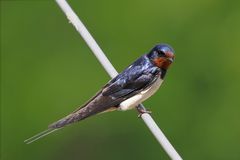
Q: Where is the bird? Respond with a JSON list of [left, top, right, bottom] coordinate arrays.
[[24, 43, 175, 144]]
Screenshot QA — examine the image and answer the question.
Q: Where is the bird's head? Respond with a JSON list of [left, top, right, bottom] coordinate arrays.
[[147, 44, 175, 70]]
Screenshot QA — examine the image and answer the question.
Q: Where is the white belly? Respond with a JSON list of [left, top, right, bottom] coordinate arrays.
[[118, 77, 163, 111]]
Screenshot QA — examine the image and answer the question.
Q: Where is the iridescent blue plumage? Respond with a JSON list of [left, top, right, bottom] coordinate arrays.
[[103, 55, 164, 98], [24, 44, 175, 144]]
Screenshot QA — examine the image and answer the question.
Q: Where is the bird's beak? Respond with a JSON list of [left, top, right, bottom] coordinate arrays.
[[165, 51, 174, 63], [167, 57, 174, 63]]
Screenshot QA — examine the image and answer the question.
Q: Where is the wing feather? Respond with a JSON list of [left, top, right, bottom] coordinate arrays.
[[49, 55, 161, 129]]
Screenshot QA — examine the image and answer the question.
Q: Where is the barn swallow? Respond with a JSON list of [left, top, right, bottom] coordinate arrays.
[[25, 44, 175, 144]]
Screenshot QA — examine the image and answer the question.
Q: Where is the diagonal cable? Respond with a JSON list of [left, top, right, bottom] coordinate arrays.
[[55, 1, 182, 159]]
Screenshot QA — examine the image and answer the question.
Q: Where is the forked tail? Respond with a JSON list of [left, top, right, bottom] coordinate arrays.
[[24, 128, 60, 144], [24, 107, 92, 144], [24, 92, 111, 144]]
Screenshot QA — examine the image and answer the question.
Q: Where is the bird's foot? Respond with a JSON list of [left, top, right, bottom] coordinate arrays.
[[137, 108, 152, 118]]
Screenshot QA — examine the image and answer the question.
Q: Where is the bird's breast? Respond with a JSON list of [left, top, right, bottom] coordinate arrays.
[[118, 77, 163, 111]]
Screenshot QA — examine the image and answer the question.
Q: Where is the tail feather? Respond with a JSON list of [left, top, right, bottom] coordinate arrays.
[[48, 106, 97, 129], [24, 92, 118, 144], [48, 113, 82, 129], [48, 92, 106, 129], [24, 128, 59, 144], [24, 106, 97, 144]]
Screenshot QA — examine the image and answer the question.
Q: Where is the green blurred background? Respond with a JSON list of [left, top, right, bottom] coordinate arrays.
[[1, 0, 240, 159]]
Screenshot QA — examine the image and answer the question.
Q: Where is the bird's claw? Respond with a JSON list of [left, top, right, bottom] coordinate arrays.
[[137, 109, 152, 118]]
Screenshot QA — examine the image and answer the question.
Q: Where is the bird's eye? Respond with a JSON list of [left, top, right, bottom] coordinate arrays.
[[158, 50, 165, 56], [153, 51, 159, 55]]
